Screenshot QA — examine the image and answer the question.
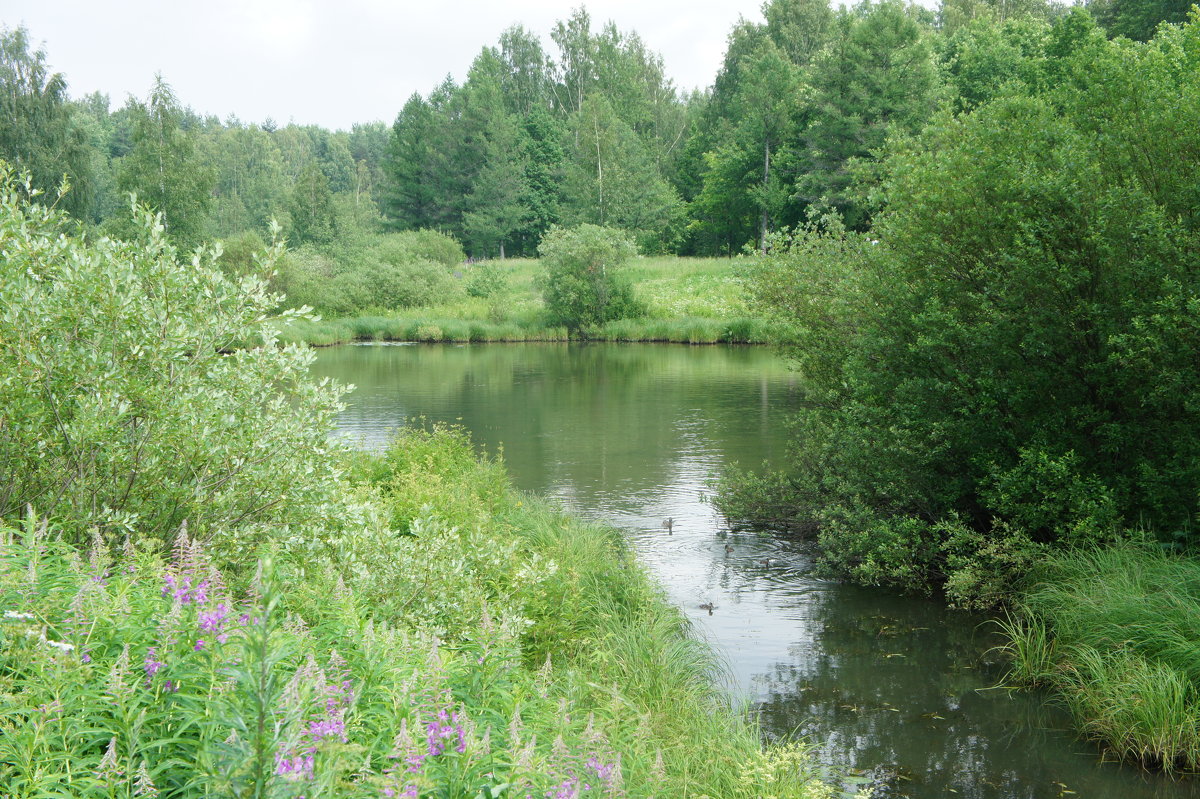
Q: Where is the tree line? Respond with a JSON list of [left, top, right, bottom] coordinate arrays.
[[2, 0, 1190, 258]]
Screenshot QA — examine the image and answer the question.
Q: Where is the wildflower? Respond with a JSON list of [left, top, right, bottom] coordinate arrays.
[[382, 720, 423, 799], [108, 645, 131, 696], [162, 572, 210, 605], [144, 648, 165, 678], [425, 706, 466, 757], [275, 752, 315, 781], [41, 631, 75, 654], [3, 610, 34, 621], [307, 711, 348, 744], [198, 603, 229, 633], [194, 639, 205, 651], [36, 699, 63, 716]]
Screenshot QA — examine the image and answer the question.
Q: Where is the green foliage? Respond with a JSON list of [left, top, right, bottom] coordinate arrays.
[[114, 76, 214, 252], [374, 229, 466, 266], [464, 261, 510, 298], [0, 426, 849, 799], [1001, 544, 1200, 770], [0, 26, 97, 219], [733, 14, 1200, 599], [273, 229, 465, 315], [798, 0, 943, 227], [535, 224, 642, 330], [287, 162, 336, 245], [0, 169, 344, 548], [215, 230, 268, 279], [1090, 0, 1195, 40]]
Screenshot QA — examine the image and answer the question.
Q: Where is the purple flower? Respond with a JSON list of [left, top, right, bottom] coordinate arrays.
[[144, 648, 165, 678], [199, 603, 229, 634], [275, 753, 315, 781], [194, 639, 205, 651], [307, 714, 348, 744], [162, 572, 211, 605]]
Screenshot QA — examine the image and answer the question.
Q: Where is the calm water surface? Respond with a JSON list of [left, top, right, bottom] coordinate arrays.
[[313, 342, 1197, 799]]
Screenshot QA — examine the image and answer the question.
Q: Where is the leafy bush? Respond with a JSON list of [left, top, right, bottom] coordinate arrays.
[[372, 229, 465, 267], [464, 261, 509, 298], [275, 246, 461, 315], [0, 171, 345, 548], [736, 16, 1200, 599], [215, 230, 268, 279], [536, 224, 643, 331]]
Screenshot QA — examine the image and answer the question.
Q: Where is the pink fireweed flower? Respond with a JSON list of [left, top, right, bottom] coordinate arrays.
[[307, 713, 348, 745], [194, 639, 205, 651], [199, 603, 229, 634], [425, 708, 466, 757], [144, 648, 165, 678], [275, 753, 315, 781], [162, 573, 210, 605]]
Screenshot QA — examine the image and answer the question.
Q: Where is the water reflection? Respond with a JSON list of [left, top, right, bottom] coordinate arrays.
[[315, 342, 1200, 799]]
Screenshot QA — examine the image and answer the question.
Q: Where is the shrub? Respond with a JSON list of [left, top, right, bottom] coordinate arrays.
[[362, 258, 461, 310], [373, 229, 465, 267], [737, 17, 1200, 596], [464, 261, 508, 298], [215, 230, 268, 279], [0, 171, 345, 548], [536, 224, 643, 331]]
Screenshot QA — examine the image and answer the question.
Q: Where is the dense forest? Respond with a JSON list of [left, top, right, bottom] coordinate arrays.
[[2, 0, 1192, 262]]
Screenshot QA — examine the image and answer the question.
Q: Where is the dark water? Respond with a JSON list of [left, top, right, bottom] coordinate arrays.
[[313, 342, 1198, 799]]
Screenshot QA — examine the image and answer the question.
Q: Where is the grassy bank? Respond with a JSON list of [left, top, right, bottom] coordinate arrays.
[[999, 543, 1200, 772], [277, 256, 787, 346], [0, 426, 843, 797]]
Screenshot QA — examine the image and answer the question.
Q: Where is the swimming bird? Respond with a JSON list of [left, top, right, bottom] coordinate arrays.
[[724, 544, 734, 554], [662, 517, 674, 535], [698, 602, 716, 615]]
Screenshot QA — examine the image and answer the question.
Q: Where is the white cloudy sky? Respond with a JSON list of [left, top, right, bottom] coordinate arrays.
[[3, 0, 770, 130]]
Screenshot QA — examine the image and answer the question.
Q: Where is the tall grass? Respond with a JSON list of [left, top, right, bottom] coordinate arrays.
[[1000, 542, 1200, 771]]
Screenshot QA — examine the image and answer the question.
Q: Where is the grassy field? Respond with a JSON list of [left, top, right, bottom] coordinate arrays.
[[280, 256, 788, 346]]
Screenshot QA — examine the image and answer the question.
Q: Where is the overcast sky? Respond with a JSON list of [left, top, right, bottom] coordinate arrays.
[[3, 0, 771, 130]]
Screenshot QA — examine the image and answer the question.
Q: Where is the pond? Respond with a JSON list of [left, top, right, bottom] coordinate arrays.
[[313, 341, 1197, 799]]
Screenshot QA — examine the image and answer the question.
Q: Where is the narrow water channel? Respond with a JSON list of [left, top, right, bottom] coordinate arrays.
[[313, 341, 1198, 799]]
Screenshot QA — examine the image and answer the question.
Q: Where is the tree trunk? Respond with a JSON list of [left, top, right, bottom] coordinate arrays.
[[760, 139, 771, 254]]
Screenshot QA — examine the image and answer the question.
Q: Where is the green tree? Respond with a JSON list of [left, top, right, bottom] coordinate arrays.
[[536, 224, 641, 330], [288, 161, 336, 245], [799, 1, 942, 227], [741, 13, 1200, 597], [0, 26, 97, 219], [116, 75, 214, 250], [563, 94, 682, 249], [1090, 0, 1194, 40], [462, 113, 529, 258]]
